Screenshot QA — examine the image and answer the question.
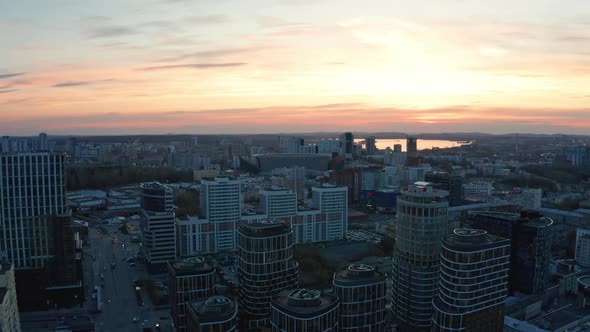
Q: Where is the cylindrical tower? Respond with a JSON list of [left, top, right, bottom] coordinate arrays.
[[270, 289, 339, 331], [333, 264, 387, 331], [433, 229, 511, 332], [391, 182, 448, 331], [238, 220, 299, 328]]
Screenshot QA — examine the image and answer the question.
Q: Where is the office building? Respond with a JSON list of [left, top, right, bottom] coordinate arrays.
[[333, 264, 387, 331], [425, 171, 463, 206], [271, 167, 306, 200], [186, 295, 238, 332], [261, 188, 297, 219], [469, 211, 553, 294], [278, 136, 304, 154], [391, 182, 449, 330], [201, 177, 241, 252], [140, 182, 176, 272], [433, 229, 511, 332], [38, 132, 48, 151], [406, 137, 417, 157], [168, 257, 216, 332], [0, 263, 20, 332], [312, 184, 348, 241], [340, 132, 354, 159], [365, 136, 377, 155], [271, 289, 339, 332], [237, 221, 298, 328], [576, 228, 590, 268], [0, 153, 67, 268]]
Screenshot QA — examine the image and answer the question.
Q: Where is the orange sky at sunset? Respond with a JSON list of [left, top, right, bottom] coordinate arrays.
[[1, 0, 589, 135]]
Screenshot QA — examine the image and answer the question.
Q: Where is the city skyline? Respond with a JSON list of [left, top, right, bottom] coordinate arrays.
[[1, 0, 590, 135]]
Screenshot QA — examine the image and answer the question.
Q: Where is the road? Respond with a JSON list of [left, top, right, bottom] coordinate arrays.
[[87, 225, 169, 332]]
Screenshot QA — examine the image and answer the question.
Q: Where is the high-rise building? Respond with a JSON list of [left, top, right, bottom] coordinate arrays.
[[38, 132, 48, 151], [433, 229, 511, 332], [469, 211, 553, 294], [237, 220, 298, 328], [201, 177, 241, 252], [270, 289, 339, 332], [261, 187, 297, 219], [186, 296, 238, 332], [333, 264, 387, 331], [576, 228, 590, 268], [340, 132, 354, 159], [312, 184, 348, 241], [168, 257, 216, 332], [278, 136, 304, 154], [0, 263, 21, 332], [406, 137, 417, 157], [391, 182, 449, 331], [425, 171, 463, 206], [365, 136, 377, 155], [0, 153, 67, 269], [140, 182, 176, 273]]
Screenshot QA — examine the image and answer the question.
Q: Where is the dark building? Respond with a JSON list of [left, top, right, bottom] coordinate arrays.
[[425, 171, 463, 206], [333, 264, 387, 331], [340, 132, 354, 156], [433, 229, 511, 332], [140, 182, 176, 273], [0, 153, 84, 311], [271, 289, 339, 331], [469, 210, 553, 294], [365, 137, 377, 155], [237, 220, 298, 329], [406, 137, 417, 157], [186, 295, 238, 332], [331, 166, 382, 204], [168, 256, 216, 332]]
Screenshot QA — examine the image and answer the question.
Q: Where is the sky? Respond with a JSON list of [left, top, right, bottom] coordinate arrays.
[[1, 0, 589, 135]]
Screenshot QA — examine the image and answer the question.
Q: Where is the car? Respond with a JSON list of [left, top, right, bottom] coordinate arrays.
[[129, 262, 136, 267], [132, 317, 139, 324]]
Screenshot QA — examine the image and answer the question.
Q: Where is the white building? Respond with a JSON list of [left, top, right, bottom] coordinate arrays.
[[278, 136, 303, 154], [0, 263, 20, 332], [508, 188, 542, 210], [201, 177, 241, 252], [576, 228, 590, 268], [260, 188, 297, 219], [271, 167, 306, 200], [463, 181, 494, 197], [317, 139, 341, 155], [311, 184, 348, 241]]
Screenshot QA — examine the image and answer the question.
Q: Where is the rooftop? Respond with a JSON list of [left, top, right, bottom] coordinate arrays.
[[333, 263, 386, 285], [443, 228, 510, 250], [188, 296, 237, 324], [271, 289, 339, 318]]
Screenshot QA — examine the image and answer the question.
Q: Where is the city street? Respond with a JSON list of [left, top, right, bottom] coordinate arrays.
[[86, 225, 170, 332]]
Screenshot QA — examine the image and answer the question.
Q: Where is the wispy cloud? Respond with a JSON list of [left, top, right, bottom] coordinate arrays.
[[0, 89, 16, 94], [185, 15, 230, 25], [0, 73, 25, 79], [52, 81, 92, 88], [158, 47, 261, 62], [87, 25, 137, 38], [139, 62, 247, 71]]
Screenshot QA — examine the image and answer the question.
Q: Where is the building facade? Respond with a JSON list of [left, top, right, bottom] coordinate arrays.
[[333, 264, 387, 331], [270, 289, 339, 332], [391, 182, 449, 331], [433, 229, 511, 332], [201, 177, 241, 252], [425, 171, 463, 207], [575, 228, 590, 268], [186, 296, 238, 332], [261, 188, 297, 219], [140, 182, 176, 272], [469, 211, 553, 294], [0, 153, 67, 269], [0, 263, 20, 332], [311, 184, 348, 241], [237, 221, 299, 329], [168, 257, 216, 332]]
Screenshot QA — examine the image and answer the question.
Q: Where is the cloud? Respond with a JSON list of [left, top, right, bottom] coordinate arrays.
[[0, 73, 25, 79], [158, 47, 261, 62], [88, 25, 137, 38], [52, 81, 92, 88], [139, 62, 247, 71], [0, 89, 16, 94], [185, 15, 230, 25]]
